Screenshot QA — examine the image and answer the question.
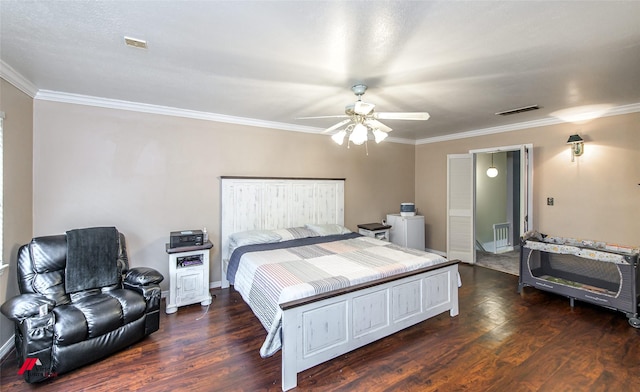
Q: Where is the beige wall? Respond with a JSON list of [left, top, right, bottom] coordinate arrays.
[[0, 79, 34, 347], [32, 100, 416, 290], [416, 112, 640, 252]]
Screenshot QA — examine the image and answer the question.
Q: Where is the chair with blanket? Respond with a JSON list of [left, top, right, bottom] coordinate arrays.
[[1, 227, 164, 383]]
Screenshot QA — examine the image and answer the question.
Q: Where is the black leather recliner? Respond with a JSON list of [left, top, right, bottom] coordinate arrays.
[[1, 227, 164, 383]]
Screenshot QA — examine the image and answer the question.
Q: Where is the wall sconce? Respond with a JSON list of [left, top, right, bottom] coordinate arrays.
[[486, 153, 498, 178], [566, 134, 584, 162]]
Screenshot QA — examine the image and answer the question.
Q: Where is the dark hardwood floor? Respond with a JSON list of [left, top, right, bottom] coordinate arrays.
[[2, 264, 640, 391]]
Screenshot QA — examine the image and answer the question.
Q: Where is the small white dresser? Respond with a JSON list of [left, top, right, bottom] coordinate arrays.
[[165, 241, 213, 314]]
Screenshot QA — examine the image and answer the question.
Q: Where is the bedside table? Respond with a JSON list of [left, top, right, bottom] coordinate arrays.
[[357, 223, 392, 241], [165, 241, 213, 314]]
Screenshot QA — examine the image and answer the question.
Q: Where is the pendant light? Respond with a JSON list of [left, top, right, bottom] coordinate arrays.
[[486, 153, 498, 178]]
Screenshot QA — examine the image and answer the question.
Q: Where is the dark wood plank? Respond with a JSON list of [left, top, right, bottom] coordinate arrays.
[[2, 264, 639, 391]]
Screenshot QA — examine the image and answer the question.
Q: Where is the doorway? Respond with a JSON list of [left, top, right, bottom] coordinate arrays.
[[475, 150, 519, 253], [446, 144, 533, 265], [473, 150, 522, 275]]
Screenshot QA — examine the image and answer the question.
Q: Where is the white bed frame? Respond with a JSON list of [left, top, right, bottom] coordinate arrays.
[[220, 177, 459, 391]]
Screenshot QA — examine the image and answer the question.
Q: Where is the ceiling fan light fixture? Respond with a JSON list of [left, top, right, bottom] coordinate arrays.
[[372, 129, 388, 143], [349, 123, 368, 145], [300, 84, 430, 151], [331, 130, 347, 145]]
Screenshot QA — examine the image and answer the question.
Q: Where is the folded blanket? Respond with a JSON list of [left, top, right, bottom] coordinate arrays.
[[65, 227, 119, 293]]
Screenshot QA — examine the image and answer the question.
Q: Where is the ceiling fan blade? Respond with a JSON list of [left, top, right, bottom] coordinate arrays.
[[323, 118, 352, 133], [354, 101, 375, 115], [365, 119, 392, 133], [374, 112, 430, 121], [296, 115, 350, 120]]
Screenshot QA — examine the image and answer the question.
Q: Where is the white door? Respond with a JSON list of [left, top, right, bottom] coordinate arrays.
[[447, 154, 475, 263]]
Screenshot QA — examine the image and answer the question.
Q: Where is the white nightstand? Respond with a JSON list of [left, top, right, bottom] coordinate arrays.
[[357, 223, 392, 241], [165, 241, 213, 314]]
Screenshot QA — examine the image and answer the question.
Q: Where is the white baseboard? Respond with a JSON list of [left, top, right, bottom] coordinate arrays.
[[0, 335, 15, 361]]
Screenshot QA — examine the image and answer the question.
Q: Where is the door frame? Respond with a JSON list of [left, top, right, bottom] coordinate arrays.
[[469, 144, 533, 251]]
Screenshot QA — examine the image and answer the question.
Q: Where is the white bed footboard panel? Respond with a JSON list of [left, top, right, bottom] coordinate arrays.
[[281, 263, 459, 391]]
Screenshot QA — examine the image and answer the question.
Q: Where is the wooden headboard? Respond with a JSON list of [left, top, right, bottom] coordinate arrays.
[[220, 177, 345, 286]]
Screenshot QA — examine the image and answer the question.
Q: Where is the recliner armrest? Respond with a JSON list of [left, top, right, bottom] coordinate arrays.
[[1, 294, 56, 321], [123, 269, 163, 319], [124, 267, 164, 287]]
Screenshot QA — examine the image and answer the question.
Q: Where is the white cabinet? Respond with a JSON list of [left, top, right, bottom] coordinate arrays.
[[176, 268, 205, 304], [165, 242, 213, 314], [386, 214, 425, 250]]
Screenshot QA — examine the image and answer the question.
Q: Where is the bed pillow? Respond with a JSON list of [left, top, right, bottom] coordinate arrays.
[[305, 223, 352, 236], [272, 227, 319, 241], [229, 230, 282, 248], [271, 228, 295, 241]]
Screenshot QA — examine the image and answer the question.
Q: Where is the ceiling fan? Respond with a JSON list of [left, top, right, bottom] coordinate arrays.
[[298, 84, 430, 146]]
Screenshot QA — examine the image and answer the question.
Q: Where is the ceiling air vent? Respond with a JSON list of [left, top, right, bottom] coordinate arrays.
[[495, 105, 540, 116], [124, 36, 148, 49]]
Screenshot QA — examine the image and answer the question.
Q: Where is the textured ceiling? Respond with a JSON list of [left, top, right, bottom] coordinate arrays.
[[1, 1, 640, 142]]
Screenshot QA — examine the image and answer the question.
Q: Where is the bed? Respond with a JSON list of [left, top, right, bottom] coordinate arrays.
[[220, 177, 459, 391]]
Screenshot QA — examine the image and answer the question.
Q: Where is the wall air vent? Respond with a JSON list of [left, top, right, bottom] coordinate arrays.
[[495, 105, 540, 116]]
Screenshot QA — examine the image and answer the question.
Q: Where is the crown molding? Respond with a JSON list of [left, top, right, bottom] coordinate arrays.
[[416, 102, 640, 145], [31, 89, 640, 145], [34, 90, 419, 143], [35, 90, 327, 134], [416, 118, 559, 145], [0, 60, 38, 98], [36, 88, 640, 146], [603, 102, 640, 117], [385, 136, 417, 145]]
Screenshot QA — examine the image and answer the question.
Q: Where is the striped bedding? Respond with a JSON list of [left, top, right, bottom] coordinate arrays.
[[227, 233, 449, 357]]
